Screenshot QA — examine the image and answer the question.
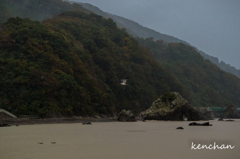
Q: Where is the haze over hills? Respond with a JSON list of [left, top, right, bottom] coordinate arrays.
[[1, 0, 240, 117], [77, 2, 240, 78], [77, 2, 189, 44]]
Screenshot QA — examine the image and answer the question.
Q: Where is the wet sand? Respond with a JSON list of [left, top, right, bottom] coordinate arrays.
[[0, 119, 239, 159]]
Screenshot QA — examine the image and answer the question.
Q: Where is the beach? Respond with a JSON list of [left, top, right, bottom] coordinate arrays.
[[0, 119, 239, 159]]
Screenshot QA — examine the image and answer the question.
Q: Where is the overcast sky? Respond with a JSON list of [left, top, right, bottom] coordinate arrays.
[[73, 0, 240, 69]]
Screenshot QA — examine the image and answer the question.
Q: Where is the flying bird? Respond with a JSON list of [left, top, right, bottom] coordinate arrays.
[[120, 78, 128, 85]]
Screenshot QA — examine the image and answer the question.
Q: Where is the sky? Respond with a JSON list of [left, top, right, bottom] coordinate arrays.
[[73, 0, 240, 69]]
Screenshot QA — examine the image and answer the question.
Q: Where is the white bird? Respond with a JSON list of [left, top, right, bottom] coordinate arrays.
[[120, 78, 128, 85]]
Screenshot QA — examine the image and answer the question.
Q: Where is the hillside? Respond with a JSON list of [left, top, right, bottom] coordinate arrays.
[[137, 37, 240, 107], [0, 11, 187, 117], [1, 0, 240, 118], [2, 1, 239, 77], [77, 2, 189, 44], [198, 50, 240, 78], [0, 0, 92, 24], [78, 2, 240, 78]]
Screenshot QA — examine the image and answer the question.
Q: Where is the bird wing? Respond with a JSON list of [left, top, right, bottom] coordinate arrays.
[[122, 79, 127, 84]]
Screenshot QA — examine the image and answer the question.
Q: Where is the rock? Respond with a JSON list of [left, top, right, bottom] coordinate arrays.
[[117, 109, 136, 122], [222, 105, 240, 118], [82, 122, 92, 125], [225, 119, 234, 122], [189, 122, 212, 126], [0, 123, 11, 127], [194, 107, 214, 120], [176, 127, 184, 129], [218, 118, 224, 121], [141, 92, 205, 121]]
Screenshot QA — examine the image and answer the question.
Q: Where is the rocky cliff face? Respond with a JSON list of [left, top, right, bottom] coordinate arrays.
[[117, 109, 136, 122], [141, 92, 210, 121], [222, 105, 240, 118]]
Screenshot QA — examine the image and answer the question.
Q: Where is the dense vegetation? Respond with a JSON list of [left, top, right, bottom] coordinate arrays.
[[1, 0, 240, 118], [0, 12, 187, 117], [78, 2, 240, 78], [199, 50, 240, 78], [137, 37, 240, 107]]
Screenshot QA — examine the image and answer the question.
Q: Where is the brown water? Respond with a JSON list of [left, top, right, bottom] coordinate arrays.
[[0, 119, 239, 159]]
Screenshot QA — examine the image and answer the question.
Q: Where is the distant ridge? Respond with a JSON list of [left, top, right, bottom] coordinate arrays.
[[78, 2, 240, 78], [198, 50, 240, 78], [78, 2, 189, 44]]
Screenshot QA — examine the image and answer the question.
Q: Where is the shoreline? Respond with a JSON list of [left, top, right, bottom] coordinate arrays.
[[1, 117, 237, 126], [1, 117, 118, 126]]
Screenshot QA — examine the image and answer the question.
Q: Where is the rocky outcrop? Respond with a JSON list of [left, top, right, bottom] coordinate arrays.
[[222, 105, 240, 118], [117, 109, 136, 122], [194, 107, 214, 120], [141, 92, 208, 121]]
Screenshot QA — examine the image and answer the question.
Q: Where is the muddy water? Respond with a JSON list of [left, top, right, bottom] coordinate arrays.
[[0, 119, 239, 159]]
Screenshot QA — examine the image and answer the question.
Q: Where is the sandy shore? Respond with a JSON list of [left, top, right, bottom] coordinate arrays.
[[0, 119, 239, 159]]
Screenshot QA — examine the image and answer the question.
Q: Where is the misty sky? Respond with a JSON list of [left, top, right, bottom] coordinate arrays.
[[73, 0, 240, 69]]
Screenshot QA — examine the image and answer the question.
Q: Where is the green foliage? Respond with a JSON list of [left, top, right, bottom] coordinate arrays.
[[161, 92, 176, 103], [0, 12, 186, 117], [138, 37, 240, 108]]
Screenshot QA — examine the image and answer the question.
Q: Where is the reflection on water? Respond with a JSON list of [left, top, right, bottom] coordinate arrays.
[[0, 119, 239, 159]]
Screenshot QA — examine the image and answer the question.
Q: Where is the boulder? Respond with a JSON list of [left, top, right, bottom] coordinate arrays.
[[141, 92, 207, 121], [82, 122, 92, 125], [225, 119, 234, 121], [189, 122, 212, 126], [222, 105, 240, 118], [194, 107, 214, 120], [176, 127, 184, 129], [117, 109, 136, 122], [0, 123, 11, 127]]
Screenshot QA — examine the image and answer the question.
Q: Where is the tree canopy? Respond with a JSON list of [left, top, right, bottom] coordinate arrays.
[[0, 13, 186, 117]]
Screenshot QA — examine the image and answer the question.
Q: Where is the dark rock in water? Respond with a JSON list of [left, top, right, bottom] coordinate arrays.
[[82, 122, 92, 125], [189, 122, 212, 126], [117, 109, 136, 122], [222, 105, 240, 119], [218, 118, 224, 121], [0, 123, 11, 127], [141, 92, 208, 121], [176, 127, 184, 129], [225, 119, 234, 122]]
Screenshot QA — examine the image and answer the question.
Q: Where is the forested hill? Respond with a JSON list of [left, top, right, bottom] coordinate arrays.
[[0, 11, 187, 117], [78, 2, 240, 78], [137, 38, 240, 108], [198, 50, 240, 78], [1, 0, 240, 118], [2, 0, 239, 77], [77, 2, 189, 44]]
